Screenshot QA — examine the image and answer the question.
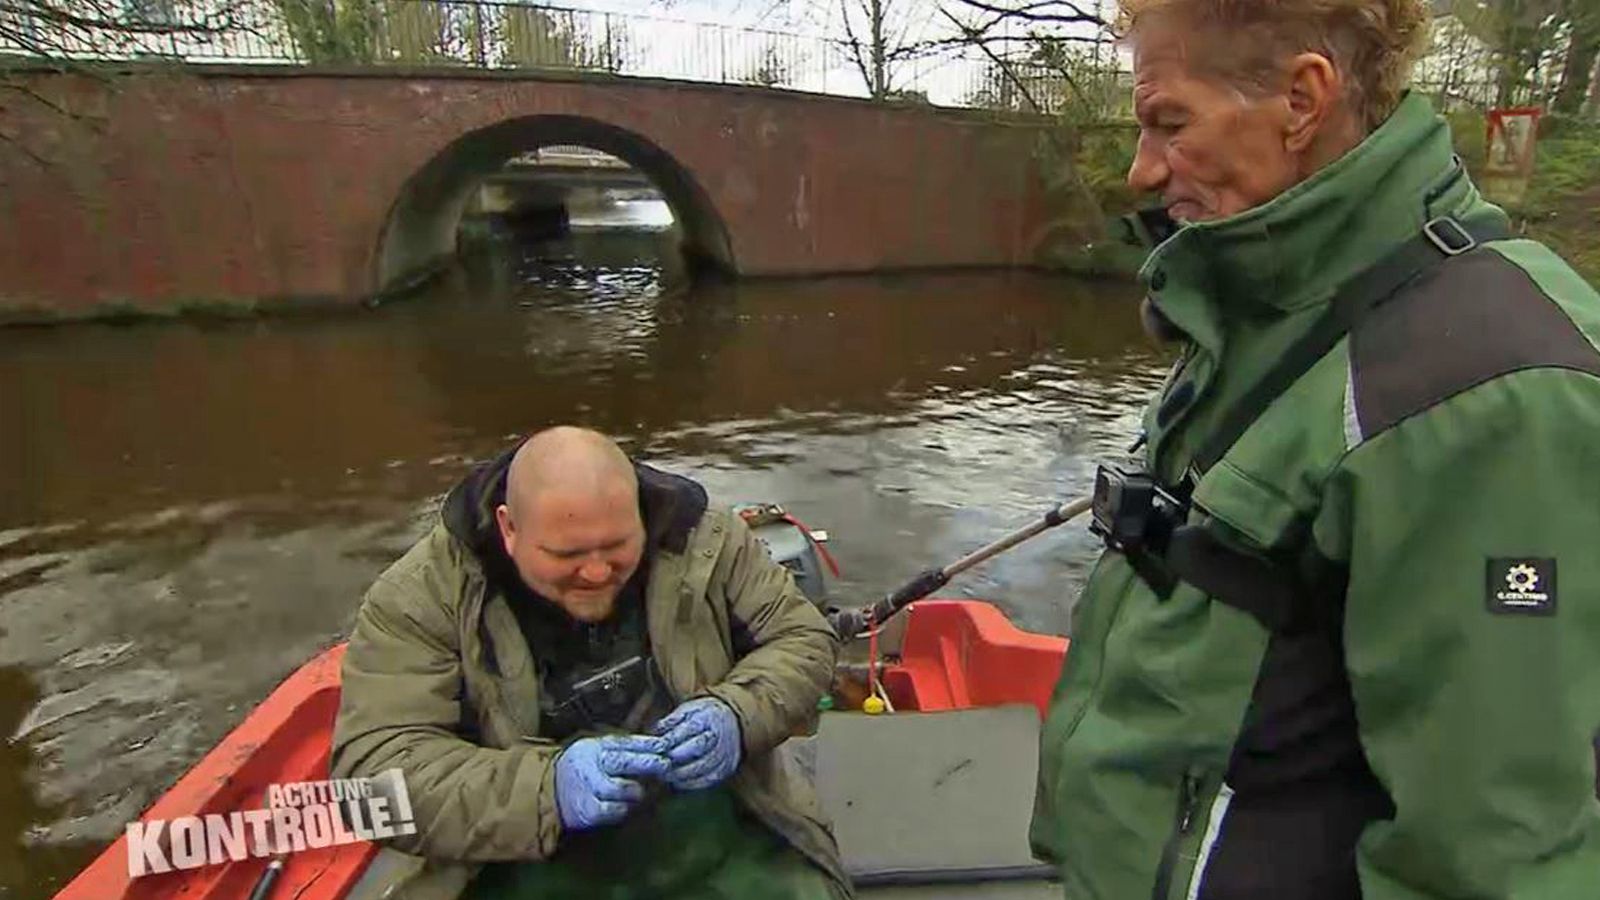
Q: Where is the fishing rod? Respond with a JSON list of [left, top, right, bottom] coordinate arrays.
[[246, 855, 285, 900], [826, 495, 1094, 641]]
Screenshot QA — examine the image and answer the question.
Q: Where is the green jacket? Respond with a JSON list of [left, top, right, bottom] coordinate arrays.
[[331, 456, 850, 896], [1032, 93, 1600, 899]]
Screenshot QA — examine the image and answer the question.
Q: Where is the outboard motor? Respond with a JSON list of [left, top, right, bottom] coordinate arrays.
[[733, 503, 835, 607]]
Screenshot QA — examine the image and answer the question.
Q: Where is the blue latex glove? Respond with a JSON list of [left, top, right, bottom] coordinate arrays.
[[554, 734, 672, 831], [651, 697, 743, 791]]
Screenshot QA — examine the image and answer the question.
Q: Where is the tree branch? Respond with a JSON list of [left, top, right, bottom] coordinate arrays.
[[0, 78, 74, 119], [949, 0, 1105, 25], [1041, 56, 1095, 110], [916, 31, 1102, 51], [937, 3, 1039, 110], [5, 0, 245, 36], [838, 0, 876, 94], [0, 127, 51, 168]]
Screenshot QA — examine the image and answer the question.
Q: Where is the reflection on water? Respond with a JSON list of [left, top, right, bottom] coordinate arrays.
[[0, 231, 1160, 897], [568, 196, 675, 231]]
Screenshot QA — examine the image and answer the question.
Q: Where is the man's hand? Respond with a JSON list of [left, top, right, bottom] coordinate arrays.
[[652, 697, 743, 791], [554, 734, 671, 831]]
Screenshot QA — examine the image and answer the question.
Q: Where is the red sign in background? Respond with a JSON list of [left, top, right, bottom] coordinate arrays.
[[1485, 106, 1543, 177]]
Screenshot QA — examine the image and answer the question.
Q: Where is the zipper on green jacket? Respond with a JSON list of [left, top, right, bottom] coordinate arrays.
[[1151, 769, 1205, 900]]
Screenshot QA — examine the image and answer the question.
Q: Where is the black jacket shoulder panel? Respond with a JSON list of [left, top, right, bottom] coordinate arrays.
[[1350, 247, 1600, 440]]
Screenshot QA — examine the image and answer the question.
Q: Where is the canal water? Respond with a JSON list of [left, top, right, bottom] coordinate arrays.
[[0, 215, 1162, 897]]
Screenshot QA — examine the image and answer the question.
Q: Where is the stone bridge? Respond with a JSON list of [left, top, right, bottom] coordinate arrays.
[[0, 66, 1056, 320]]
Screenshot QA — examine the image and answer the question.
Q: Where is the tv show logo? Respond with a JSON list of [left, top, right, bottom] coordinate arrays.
[[125, 768, 416, 877]]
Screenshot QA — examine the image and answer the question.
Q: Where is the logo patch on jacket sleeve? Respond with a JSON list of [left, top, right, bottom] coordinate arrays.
[[1486, 558, 1557, 615]]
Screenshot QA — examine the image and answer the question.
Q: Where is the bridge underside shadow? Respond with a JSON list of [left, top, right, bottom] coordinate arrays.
[[376, 115, 735, 296]]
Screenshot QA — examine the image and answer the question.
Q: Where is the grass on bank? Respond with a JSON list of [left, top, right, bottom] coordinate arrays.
[[1483, 114, 1600, 285]]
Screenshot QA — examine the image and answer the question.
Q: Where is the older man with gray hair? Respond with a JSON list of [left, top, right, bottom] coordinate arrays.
[[1031, 0, 1600, 898]]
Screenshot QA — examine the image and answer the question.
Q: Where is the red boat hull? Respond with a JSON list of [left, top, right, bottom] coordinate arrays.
[[53, 599, 1067, 900]]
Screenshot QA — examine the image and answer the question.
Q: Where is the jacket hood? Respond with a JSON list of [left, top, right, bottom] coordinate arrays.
[[1143, 91, 1501, 353], [441, 445, 709, 578]]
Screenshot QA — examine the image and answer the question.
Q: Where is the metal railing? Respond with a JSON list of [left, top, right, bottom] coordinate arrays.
[[0, 0, 1104, 109], [4, 2, 1593, 116]]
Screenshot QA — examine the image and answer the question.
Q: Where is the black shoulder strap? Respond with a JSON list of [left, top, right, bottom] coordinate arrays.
[[1191, 214, 1510, 475], [1162, 215, 1508, 634]]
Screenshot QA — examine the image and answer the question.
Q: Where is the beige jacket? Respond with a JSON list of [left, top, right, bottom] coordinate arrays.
[[331, 458, 849, 896]]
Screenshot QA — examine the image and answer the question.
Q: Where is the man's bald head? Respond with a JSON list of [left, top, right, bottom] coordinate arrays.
[[495, 427, 647, 623], [504, 426, 639, 523]]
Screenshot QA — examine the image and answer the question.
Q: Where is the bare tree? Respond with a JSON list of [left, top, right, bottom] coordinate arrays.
[[1, 0, 258, 60], [947, 0, 1106, 31], [934, 0, 1106, 52], [833, 0, 937, 99], [1448, 0, 1570, 106], [1553, 0, 1600, 113], [742, 42, 794, 86], [0, 0, 263, 166], [935, 0, 1111, 113], [829, 0, 1112, 102]]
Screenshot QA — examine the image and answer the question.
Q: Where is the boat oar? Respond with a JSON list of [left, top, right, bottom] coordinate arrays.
[[827, 496, 1094, 640]]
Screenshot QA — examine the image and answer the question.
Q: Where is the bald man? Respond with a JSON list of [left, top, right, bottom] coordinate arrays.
[[331, 427, 849, 899]]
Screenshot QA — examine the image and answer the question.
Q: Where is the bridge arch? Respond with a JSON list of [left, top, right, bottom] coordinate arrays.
[[374, 114, 735, 295]]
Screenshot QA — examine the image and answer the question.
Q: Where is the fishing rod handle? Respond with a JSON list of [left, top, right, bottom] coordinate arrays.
[[871, 567, 950, 621], [827, 567, 948, 641]]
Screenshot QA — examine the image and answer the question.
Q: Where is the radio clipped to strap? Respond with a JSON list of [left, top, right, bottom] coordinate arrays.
[[1089, 464, 1314, 633], [1088, 461, 1187, 598]]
